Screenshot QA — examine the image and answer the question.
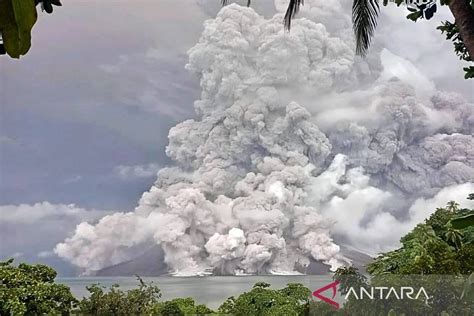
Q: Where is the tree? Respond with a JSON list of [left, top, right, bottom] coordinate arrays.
[[367, 200, 473, 276], [359, 198, 474, 315], [218, 282, 311, 315], [333, 266, 368, 295], [451, 212, 474, 230], [151, 297, 214, 315], [221, 0, 474, 78], [345, 197, 474, 314], [0, 259, 77, 315], [77, 276, 162, 315], [446, 0, 474, 59]]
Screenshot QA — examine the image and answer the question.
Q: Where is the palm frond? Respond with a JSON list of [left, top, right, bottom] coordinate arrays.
[[284, 0, 304, 30], [352, 0, 380, 56]]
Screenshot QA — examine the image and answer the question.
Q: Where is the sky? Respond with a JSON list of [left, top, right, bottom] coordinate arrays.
[[0, 0, 472, 275]]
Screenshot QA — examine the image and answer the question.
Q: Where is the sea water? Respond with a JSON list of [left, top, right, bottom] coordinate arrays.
[[57, 275, 332, 309]]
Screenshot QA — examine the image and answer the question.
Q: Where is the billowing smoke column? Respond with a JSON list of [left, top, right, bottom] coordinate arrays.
[[55, 1, 474, 275]]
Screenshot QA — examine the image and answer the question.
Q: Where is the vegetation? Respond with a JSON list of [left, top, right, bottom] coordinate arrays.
[[313, 195, 474, 315], [0, 0, 61, 58], [0, 258, 77, 314], [77, 277, 162, 315], [1, 196, 473, 315], [367, 200, 474, 275], [217, 282, 311, 315]]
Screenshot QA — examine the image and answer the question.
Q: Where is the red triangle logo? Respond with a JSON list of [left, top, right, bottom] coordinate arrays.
[[312, 280, 340, 309]]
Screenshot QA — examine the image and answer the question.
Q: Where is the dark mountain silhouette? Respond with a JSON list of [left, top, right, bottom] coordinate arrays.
[[93, 244, 372, 276]]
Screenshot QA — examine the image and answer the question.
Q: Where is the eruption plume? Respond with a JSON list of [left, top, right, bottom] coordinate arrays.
[[55, 1, 474, 275]]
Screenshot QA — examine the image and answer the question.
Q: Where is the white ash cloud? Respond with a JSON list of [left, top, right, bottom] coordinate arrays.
[[309, 158, 474, 255], [55, 1, 473, 275]]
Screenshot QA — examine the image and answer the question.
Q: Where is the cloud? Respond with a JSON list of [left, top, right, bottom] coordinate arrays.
[[0, 135, 18, 145], [114, 163, 161, 180], [378, 2, 473, 98], [0, 202, 107, 225], [37, 251, 55, 258], [0, 202, 114, 268], [63, 175, 83, 184], [380, 49, 436, 99], [312, 158, 474, 255]]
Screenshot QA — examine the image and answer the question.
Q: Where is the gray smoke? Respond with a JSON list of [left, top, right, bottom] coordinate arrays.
[[55, 1, 474, 275]]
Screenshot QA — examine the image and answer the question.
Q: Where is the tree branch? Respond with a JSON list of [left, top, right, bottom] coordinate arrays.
[[448, 0, 474, 60]]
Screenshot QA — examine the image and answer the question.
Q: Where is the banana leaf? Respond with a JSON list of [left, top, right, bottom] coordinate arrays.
[[0, 0, 37, 58]]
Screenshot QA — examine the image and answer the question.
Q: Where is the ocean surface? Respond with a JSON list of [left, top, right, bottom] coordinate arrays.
[[57, 275, 333, 309]]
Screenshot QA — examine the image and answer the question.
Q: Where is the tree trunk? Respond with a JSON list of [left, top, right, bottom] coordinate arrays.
[[448, 0, 474, 60]]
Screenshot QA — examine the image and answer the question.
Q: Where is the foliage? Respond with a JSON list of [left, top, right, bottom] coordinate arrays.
[[451, 212, 474, 230], [307, 301, 342, 316], [217, 282, 311, 315], [77, 276, 162, 315], [283, 0, 304, 30], [0, 258, 77, 315], [0, 0, 61, 58], [151, 297, 214, 315], [0, 0, 37, 58], [437, 21, 474, 79], [352, 0, 380, 56], [333, 266, 368, 295], [77, 279, 215, 316], [385, 0, 474, 79], [36, 0, 62, 15], [354, 196, 474, 315], [330, 267, 472, 315], [367, 200, 474, 276]]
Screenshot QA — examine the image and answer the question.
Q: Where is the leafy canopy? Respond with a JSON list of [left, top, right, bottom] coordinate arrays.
[[0, 259, 77, 315], [77, 276, 162, 315], [368, 200, 474, 275]]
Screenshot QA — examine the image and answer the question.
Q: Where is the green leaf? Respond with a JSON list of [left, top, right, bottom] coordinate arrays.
[[407, 11, 423, 22], [0, 0, 37, 58], [450, 213, 474, 229], [352, 0, 380, 56]]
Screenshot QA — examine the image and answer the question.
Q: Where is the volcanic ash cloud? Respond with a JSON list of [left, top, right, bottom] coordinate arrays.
[[55, 2, 474, 275]]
